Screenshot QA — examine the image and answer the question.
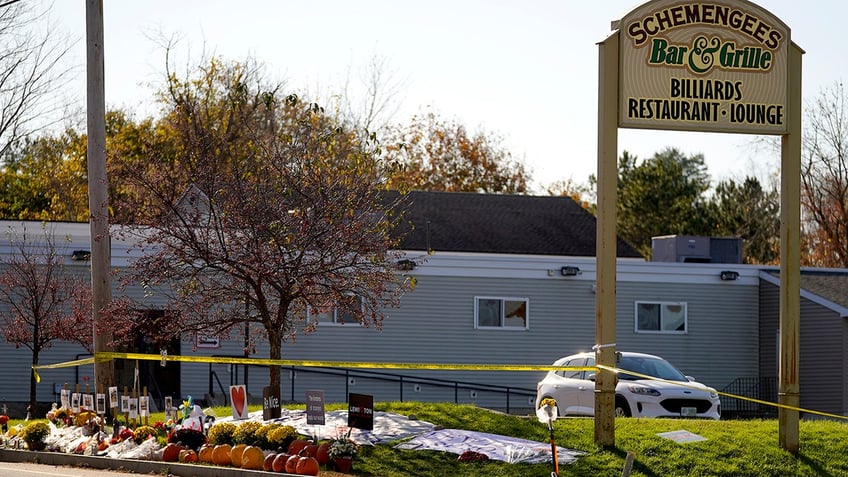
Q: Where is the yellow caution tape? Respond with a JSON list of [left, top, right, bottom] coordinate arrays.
[[32, 353, 846, 420]]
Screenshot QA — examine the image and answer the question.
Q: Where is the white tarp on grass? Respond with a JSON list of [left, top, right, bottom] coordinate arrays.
[[395, 429, 586, 465], [220, 409, 585, 465]]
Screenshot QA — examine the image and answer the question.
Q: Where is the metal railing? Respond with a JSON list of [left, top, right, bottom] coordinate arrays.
[[284, 366, 536, 414], [720, 376, 778, 419], [205, 363, 536, 414]]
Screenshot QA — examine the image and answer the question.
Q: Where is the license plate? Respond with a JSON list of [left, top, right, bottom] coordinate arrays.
[[680, 407, 697, 417]]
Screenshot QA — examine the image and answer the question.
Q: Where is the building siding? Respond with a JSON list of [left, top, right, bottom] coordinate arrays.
[[759, 279, 846, 417]]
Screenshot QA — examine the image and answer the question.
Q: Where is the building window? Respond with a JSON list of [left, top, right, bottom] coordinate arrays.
[[310, 296, 363, 326], [635, 301, 687, 333], [475, 297, 529, 329]]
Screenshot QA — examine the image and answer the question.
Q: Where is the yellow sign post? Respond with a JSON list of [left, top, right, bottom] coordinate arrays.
[[597, 0, 802, 451]]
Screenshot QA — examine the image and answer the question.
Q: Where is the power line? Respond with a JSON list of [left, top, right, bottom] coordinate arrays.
[[0, 0, 23, 9]]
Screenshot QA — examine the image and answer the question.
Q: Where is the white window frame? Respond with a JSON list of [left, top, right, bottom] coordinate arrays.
[[474, 296, 529, 330], [309, 296, 364, 326], [634, 301, 688, 334]]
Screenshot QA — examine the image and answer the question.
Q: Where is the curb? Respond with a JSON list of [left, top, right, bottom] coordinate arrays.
[[0, 449, 301, 477]]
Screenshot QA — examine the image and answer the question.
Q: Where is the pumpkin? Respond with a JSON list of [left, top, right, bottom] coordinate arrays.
[[303, 443, 319, 458], [229, 443, 248, 467], [240, 445, 265, 470], [179, 449, 198, 463], [212, 444, 233, 466], [272, 453, 290, 472], [296, 455, 320, 476], [263, 452, 277, 471], [287, 438, 309, 455], [284, 454, 301, 474], [162, 443, 184, 462], [316, 442, 331, 465], [198, 445, 214, 463]]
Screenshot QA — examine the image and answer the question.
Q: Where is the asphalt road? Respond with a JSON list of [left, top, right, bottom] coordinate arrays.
[[0, 462, 142, 477]]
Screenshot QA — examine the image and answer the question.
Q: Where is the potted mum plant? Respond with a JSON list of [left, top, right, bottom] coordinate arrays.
[[328, 437, 359, 472], [20, 421, 50, 451]]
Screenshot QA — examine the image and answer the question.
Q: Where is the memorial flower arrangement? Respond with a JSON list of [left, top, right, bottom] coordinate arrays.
[[19, 421, 50, 450], [328, 437, 358, 459]]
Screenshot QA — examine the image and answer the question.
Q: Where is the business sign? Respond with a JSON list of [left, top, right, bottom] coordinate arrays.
[[348, 393, 374, 431], [305, 390, 326, 425], [618, 0, 790, 134]]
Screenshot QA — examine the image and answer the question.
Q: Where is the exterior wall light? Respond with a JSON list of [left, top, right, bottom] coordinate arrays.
[[396, 259, 416, 271], [71, 250, 91, 261], [561, 266, 581, 276], [720, 270, 739, 281]]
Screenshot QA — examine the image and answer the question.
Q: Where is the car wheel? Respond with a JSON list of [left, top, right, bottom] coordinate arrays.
[[614, 396, 632, 417]]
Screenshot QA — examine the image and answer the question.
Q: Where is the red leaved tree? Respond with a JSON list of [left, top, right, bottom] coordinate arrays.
[[106, 55, 413, 392], [0, 223, 92, 410]]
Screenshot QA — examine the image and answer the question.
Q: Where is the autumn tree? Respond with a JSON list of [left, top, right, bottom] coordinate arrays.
[[0, 129, 89, 221], [106, 55, 413, 392], [383, 110, 531, 193], [0, 223, 92, 411], [0, 1, 74, 158], [800, 82, 848, 267], [543, 177, 593, 210]]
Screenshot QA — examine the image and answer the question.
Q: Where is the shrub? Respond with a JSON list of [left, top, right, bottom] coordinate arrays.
[[133, 425, 157, 444], [264, 424, 299, 451], [20, 422, 50, 450], [232, 420, 262, 446], [206, 421, 237, 446]]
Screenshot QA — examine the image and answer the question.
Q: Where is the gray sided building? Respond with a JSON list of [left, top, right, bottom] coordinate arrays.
[[0, 191, 846, 419]]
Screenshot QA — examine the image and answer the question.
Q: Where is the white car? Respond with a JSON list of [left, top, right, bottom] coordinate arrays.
[[535, 351, 721, 419]]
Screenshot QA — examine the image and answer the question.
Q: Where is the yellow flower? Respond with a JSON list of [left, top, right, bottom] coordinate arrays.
[[540, 397, 557, 408]]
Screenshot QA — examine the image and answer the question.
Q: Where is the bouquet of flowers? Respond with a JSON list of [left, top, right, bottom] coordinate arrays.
[[328, 437, 359, 460]]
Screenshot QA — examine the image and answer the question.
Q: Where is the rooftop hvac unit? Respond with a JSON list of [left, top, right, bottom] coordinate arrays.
[[651, 235, 742, 264]]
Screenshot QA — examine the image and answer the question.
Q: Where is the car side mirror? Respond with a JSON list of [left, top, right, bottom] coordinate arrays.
[[587, 373, 596, 382], [685, 375, 695, 382]]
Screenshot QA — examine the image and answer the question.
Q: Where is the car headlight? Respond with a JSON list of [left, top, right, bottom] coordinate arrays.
[[626, 384, 661, 396]]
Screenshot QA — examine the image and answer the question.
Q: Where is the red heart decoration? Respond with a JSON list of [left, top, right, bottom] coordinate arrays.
[[231, 386, 246, 417]]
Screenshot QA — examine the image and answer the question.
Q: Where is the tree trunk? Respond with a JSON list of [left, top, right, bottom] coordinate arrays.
[[30, 349, 39, 416], [268, 329, 282, 396]]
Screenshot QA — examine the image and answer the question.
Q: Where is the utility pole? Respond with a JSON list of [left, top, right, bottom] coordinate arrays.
[[86, 0, 113, 397]]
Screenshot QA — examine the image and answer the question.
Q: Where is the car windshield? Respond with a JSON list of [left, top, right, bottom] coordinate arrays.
[[617, 356, 688, 382]]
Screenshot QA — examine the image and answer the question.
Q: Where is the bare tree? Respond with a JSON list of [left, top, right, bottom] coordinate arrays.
[[0, 223, 93, 411], [800, 82, 848, 267], [0, 0, 76, 159], [341, 54, 408, 134]]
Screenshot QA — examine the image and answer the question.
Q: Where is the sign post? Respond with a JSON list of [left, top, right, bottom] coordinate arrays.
[[597, 0, 801, 451]]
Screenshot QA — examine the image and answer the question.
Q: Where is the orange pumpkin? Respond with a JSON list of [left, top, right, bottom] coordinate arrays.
[[162, 443, 184, 462], [179, 449, 198, 463], [211, 444, 233, 466], [296, 456, 320, 476], [284, 454, 301, 474], [230, 443, 248, 468], [263, 452, 277, 471], [198, 445, 214, 463], [303, 443, 319, 458], [240, 445, 265, 470], [316, 442, 331, 465], [272, 453, 290, 472], [288, 439, 309, 455]]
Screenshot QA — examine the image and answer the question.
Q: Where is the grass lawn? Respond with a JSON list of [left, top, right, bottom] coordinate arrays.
[[352, 402, 848, 477], [12, 401, 848, 476]]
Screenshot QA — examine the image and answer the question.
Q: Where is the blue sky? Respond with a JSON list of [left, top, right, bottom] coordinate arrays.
[[46, 0, 846, 192]]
